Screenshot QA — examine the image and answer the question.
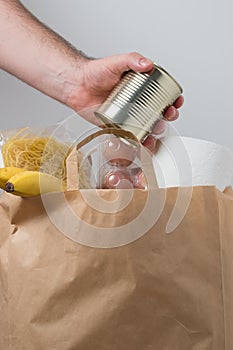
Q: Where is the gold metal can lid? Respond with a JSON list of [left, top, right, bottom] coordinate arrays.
[[153, 63, 183, 94]]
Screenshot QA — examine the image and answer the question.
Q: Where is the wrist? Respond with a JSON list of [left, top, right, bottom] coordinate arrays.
[[62, 55, 94, 112], [59, 54, 90, 107]]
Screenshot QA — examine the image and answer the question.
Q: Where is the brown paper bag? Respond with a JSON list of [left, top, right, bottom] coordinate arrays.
[[0, 130, 233, 350]]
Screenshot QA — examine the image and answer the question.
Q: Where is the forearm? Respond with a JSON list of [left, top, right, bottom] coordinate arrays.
[[0, 0, 88, 105]]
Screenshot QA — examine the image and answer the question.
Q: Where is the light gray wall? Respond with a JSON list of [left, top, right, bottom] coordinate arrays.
[[1, 0, 233, 149]]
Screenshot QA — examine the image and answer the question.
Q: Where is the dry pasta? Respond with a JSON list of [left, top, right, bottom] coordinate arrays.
[[2, 128, 91, 189]]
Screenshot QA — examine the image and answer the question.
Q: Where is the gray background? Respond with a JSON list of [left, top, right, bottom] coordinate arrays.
[[1, 0, 233, 149]]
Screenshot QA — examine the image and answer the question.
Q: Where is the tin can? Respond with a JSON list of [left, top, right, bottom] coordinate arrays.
[[94, 63, 183, 145]]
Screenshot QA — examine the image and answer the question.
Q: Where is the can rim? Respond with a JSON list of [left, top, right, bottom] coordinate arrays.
[[153, 62, 183, 94]]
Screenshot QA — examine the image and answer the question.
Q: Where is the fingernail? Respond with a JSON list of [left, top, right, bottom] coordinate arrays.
[[139, 57, 151, 67]]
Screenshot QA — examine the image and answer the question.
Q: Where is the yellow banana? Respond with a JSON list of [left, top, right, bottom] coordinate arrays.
[[0, 167, 26, 190], [5, 171, 64, 197]]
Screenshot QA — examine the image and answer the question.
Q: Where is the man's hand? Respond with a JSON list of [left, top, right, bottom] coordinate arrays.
[[66, 52, 184, 130], [65, 52, 184, 183]]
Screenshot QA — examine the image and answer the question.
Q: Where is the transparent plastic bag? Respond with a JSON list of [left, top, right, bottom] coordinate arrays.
[[0, 123, 92, 190], [97, 134, 147, 189]]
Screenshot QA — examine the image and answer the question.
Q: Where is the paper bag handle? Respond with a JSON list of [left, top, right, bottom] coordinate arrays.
[[66, 128, 158, 190]]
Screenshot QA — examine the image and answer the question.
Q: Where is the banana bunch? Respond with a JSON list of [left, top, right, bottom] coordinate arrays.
[[0, 167, 64, 197]]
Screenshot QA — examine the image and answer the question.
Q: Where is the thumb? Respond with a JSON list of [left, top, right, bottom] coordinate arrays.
[[102, 52, 154, 76]]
